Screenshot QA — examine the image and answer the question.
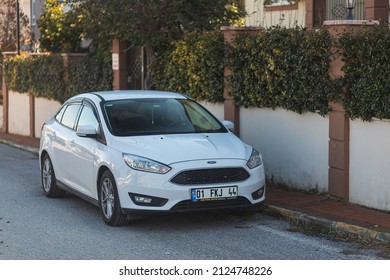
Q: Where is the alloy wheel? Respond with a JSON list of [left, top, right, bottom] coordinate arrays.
[[42, 158, 52, 193], [101, 177, 115, 219]]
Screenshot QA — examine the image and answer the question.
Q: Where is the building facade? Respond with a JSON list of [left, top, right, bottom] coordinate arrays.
[[244, 0, 389, 28], [20, 0, 44, 42]]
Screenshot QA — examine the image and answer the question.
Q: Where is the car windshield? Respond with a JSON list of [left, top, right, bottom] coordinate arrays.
[[103, 98, 227, 136]]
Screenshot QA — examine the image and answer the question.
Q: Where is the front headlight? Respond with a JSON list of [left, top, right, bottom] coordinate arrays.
[[123, 154, 171, 174], [246, 149, 263, 169]]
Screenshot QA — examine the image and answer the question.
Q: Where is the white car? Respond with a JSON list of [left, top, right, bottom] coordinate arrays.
[[39, 90, 265, 226]]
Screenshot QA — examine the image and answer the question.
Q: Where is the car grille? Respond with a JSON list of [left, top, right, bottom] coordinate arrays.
[[170, 168, 250, 185], [170, 197, 251, 211]]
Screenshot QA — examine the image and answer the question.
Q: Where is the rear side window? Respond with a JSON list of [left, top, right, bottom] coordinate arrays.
[[60, 103, 81, 129], [55, 105, 67, 123]]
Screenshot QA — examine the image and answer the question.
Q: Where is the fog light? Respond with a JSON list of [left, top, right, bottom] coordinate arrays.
[[134, 196, 152, 204], [251, 186, 265, 200], [129, 193, 168, 207]]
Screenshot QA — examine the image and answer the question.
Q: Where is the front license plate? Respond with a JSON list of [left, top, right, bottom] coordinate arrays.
[[191, 186, 238, 202]]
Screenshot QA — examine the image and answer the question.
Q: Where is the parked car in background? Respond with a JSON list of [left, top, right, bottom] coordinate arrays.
[[39, 90, 266, 226]]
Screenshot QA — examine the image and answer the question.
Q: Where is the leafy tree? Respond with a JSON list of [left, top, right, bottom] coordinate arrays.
[[0, 0, 32, 101], [0, 0, 32, 52], [77, 0, 245, 50], [75, 0, 244, 88], [37, 0, 84, 53]]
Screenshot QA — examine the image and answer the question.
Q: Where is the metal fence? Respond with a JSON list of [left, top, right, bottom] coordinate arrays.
[[326, 0, 365, 20]]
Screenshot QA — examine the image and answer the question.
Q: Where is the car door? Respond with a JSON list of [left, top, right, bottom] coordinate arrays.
[[67, 101, 103, 199], [50, 102, 82, 185]]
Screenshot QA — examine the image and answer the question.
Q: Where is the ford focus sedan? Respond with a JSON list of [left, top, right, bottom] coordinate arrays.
[[39, 90, 265, 226]]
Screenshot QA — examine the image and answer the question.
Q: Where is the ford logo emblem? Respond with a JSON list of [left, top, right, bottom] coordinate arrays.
[[207, 161, 217, 164]]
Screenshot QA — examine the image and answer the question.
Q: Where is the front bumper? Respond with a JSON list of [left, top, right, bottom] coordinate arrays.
[[115, 159, 266, 213]]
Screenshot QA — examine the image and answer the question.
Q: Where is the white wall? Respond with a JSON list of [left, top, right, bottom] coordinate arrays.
[[34, 96, 61, 137], [245, 0, 306, 27], [240, 108, 329, 191], [8, 91, 30, 136], [350, 119, 390, 211], [20, 0, 45, 46], [199, 101, 224, 121], [7, 92, 61, 138]]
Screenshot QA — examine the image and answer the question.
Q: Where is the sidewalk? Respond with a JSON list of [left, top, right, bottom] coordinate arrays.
[[0, 131, 389, 243]]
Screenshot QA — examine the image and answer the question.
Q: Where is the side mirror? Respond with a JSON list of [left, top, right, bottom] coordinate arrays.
[[222, 120, 234, 132], [76, 125, 97, 138]]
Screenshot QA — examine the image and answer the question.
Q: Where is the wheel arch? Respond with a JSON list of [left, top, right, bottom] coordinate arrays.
[[39, 150, 49, 167], [96, 165, 111, 198]]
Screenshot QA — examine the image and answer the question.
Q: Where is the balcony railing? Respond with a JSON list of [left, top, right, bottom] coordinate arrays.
[[326, 0, 365, 20]]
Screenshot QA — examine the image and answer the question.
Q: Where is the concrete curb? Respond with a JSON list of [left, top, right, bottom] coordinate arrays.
[[0, 139, 39, 154], [264, 205, 390, 244]]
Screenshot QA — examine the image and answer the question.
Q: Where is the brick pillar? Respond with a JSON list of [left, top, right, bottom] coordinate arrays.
[[1, 66, 8, 133], [365, 0, 389, 23], [305, 0, 314, 29], [29, 95, 35, 137], [221, 26, 263, 136], [325, 20, 379, 200], [1, 52, 17, 133], [112, 39, 129, 90], [60, 53, 87, 83]]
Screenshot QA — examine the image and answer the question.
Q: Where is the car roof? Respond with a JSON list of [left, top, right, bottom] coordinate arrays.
[[68, 90, 189, 103]]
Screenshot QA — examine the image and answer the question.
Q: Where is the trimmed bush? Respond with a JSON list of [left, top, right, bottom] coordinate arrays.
[[228, 26, 337, 116], [4, 54, 112, 103]]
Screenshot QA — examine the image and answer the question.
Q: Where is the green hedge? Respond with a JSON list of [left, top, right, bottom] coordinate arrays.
[[4, 54, 112, 103], [5, 26, 390, 121], [29, 55, 66, 100], [65, 56, 113, 102], [154, 30, 225, 103], [228, 26, 337, 116], [339, 25, 390, 121], [4, 55, 35, 94]]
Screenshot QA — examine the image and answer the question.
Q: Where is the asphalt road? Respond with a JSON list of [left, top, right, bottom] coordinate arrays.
[[0, 143, 384, 260]]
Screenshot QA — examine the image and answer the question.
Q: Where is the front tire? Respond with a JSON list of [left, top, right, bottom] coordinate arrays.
[[41, 154, 65, 198], [99, 170, 128, 226]]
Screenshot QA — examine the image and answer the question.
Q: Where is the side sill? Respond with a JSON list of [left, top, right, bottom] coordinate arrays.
[[56, 180, 99, 207]]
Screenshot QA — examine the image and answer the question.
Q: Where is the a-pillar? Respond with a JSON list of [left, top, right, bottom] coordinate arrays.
[[221, 26, 263, 136], [325, 20, 379, 200], [112, 39, 129, 90]]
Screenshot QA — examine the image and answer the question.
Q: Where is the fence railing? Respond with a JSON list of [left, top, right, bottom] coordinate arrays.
[[326, 0, 365, 20]]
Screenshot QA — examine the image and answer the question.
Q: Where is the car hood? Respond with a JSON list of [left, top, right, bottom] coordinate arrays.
[[110, 133, 250, 164]]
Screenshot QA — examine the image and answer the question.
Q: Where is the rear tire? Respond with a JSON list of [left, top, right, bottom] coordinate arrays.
[[99, 170, 128, 226], [41, 154, 65, 198]]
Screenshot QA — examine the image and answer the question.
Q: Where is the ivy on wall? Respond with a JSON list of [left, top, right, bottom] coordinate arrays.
[[227, 26, 337, 116], [4, 55, 35, 94], [65, 55, 113, 102], [29, 55, 66, 100], [5, 25, 390, 122], [339, 25, 390, 121], [4, 54, 112, 103], [154, 30, 225, 103]]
